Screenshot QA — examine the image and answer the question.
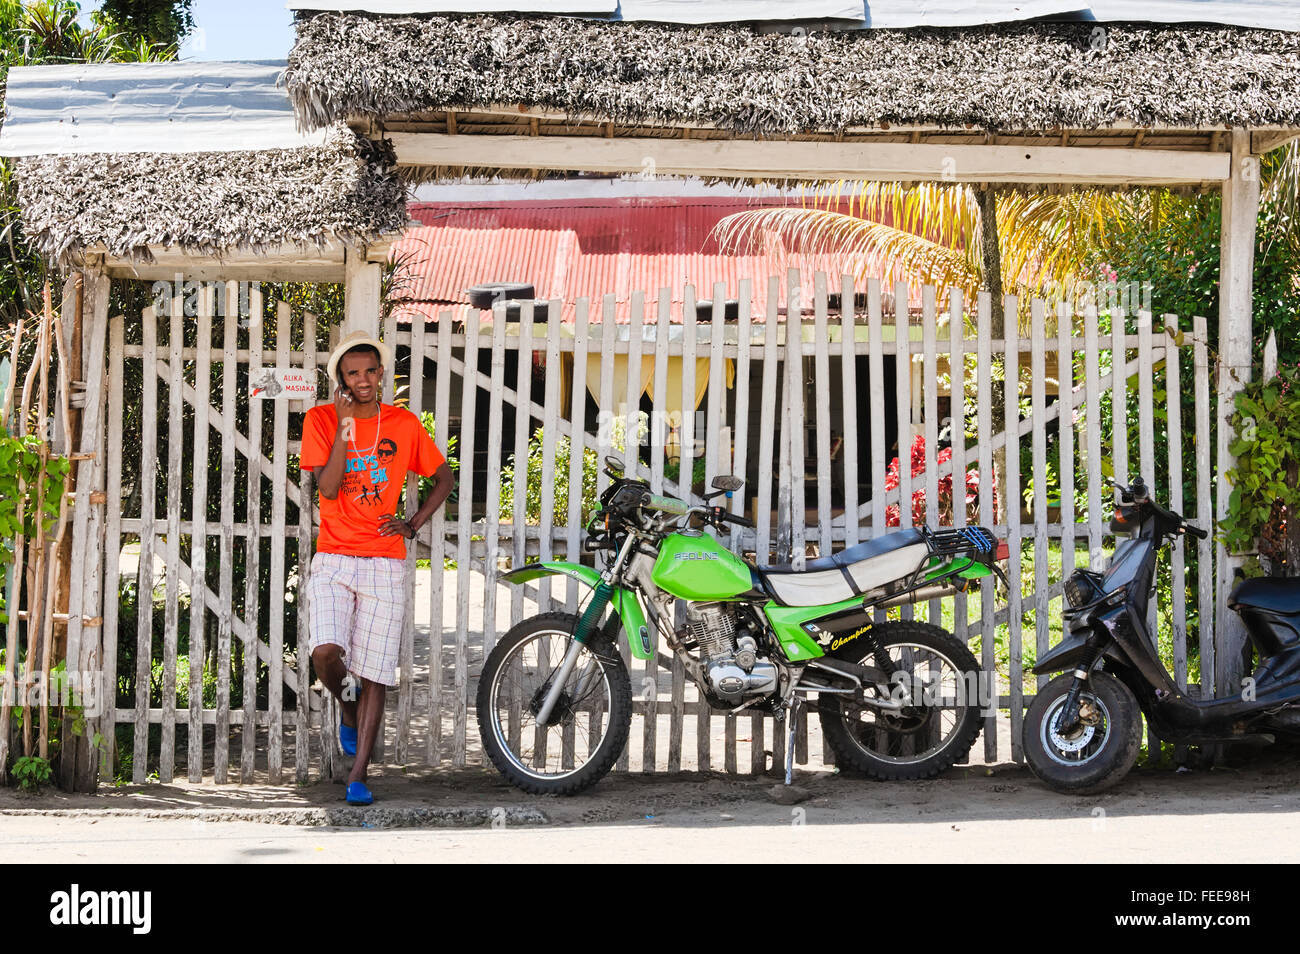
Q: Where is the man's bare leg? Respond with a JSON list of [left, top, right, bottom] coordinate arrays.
[[350, 678, 385, 784], [311, 645, 358, 730]]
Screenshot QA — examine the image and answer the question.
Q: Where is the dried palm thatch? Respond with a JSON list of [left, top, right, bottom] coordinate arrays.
[[286, 13, 1300, 135], [13, 126, 408, 265]]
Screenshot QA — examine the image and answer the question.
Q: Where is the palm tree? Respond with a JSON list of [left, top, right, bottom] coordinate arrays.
[[712, 181, 1135, 329]]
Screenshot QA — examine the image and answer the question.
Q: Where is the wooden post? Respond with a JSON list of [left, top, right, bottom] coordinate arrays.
[[344, 246, 382, 338], [1216, 129, 1259, 697], [60, 266, 110, 792]]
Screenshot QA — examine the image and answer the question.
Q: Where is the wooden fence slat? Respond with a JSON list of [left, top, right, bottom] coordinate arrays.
[[265, 300, 291, 783], [1031, 300, 1049, 692], [893, 279, 913, 621], [1112, 306, 1129, 490], [652, 292, 670, 499], [538, 303, 562, 615], [1165, 315, 1188, 689], [481, 305, 506, 660], [1057, 301, 1076, 589], [813, 273, 833, 557], [840, 275, 860, 552], [1084, 304, 1103, 571], [868, 280, 886, 545], [428, 309, 454, 763], [101, 315, 125, 779], [565, 299, 591, 616], [296, 309, 317, 782], [453, 308, 479, 767], [393, 311, 424, 765], [787, 270, 807, 573], [186, 288, 212, 782], [757, 278, 779, 565], [159, 292, 184, 783], [623, 293, 656, 772], [241, 285, 263, 782], [1137, 309, 1158, 756], [506, 302, 534, 765], [1006, 296, 1024, 762], [948, 289, 968, 643], [921, 287, 940, 626], [214, 286, 238, 783], [708, 285, 728, 773], [1193, 314, 1215, 693], [976, 292, 995, 762]]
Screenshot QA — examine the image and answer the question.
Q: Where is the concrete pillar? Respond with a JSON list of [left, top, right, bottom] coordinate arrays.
[[1214, 129, 1260, 697]]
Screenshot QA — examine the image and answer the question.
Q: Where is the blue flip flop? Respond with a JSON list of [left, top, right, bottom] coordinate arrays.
[[339, 721, 357, 757], [345, 781, 373, 805]]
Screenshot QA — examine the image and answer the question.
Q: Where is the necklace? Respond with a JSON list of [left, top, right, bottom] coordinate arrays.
[[347, 405, 383, 459]]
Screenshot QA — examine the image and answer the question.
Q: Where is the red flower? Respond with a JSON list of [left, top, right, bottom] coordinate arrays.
[[884, 434, 997, 527]]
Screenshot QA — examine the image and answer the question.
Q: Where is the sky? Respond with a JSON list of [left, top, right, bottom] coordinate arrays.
[[85, 0, 298, 62]]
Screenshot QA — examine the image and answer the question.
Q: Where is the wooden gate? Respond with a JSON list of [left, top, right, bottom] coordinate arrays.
[[96, 272, 1215, 781]]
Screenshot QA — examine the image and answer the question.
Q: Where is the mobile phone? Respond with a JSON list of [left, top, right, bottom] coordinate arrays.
[[336, 369, 351, 400]]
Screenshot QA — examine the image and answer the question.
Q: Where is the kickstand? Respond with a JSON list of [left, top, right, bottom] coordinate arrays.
[[784, 696, 802, 786]]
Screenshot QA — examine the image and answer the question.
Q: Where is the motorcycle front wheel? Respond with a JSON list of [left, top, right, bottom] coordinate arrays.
[[818, 620, 984, 780], [1023, 670, 1142, 794], [476, 611, 632, 795]]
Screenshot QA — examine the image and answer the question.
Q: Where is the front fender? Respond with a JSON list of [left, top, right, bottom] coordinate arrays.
[[501, 562, 655, 661]]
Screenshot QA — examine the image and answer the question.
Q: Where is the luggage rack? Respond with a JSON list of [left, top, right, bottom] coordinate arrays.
[[922, 525, 998, 560]]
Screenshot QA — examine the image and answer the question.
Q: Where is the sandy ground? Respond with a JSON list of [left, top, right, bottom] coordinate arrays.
[[5, 747, 1300, 863]]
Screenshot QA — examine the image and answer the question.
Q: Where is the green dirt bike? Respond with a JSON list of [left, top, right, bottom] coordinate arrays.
[[477, 456, 1008, 795]]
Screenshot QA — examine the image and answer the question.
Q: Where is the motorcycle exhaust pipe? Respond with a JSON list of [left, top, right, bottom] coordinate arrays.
[[876, 583, 958, 609]]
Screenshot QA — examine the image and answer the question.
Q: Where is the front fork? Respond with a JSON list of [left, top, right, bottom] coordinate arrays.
[[1055, 647, 1103, 734], [534, 534, 637, 726]]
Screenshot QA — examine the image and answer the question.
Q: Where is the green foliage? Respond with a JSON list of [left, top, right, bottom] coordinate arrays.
[[1220, 365, 1300, 555], [0, 434, 69, 621], [11, 754, 51, 791], [499, 426, 600, 526], [94, 0, 192, 49]]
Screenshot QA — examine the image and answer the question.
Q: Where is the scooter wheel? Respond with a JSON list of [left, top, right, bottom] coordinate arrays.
[[1024, 670, 1142, 794]]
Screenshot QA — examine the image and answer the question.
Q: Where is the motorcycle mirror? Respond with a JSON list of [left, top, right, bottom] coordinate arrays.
[[605, 455, 625, 476], [712, 475, 744, 492]]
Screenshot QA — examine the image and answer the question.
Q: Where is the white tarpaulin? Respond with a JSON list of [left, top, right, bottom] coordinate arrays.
[[0, 61, 329, 158], [287, 0, 1300, 29]]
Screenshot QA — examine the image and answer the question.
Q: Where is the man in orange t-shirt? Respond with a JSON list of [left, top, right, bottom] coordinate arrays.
[[301, 331, 454, 805]]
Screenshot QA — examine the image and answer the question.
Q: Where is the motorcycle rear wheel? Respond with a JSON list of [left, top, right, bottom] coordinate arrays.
[[1023, 670, 1142, 794], [476, 611, 632, 795], [818, 620, 984, 780]]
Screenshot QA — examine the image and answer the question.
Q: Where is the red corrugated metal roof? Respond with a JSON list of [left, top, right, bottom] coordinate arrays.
[[390, 195, 910, 323]]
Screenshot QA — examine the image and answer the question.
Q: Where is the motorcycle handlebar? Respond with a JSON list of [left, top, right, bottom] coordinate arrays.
[[720, 509, 755, 529], [1184, 523, 1209, 540]]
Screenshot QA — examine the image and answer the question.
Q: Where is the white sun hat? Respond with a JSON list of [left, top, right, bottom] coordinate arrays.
[[327, 329, 392, 383]]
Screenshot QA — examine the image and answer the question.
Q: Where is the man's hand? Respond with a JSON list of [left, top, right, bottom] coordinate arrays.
[[378, 514, 415, 538], [334, 386, 358, 440]]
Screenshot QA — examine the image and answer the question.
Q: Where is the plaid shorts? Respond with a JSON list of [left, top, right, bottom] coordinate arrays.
[[305, 553, 407, 687]]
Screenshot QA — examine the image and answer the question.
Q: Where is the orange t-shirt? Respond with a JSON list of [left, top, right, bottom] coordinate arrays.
[[300, 403, 446, 559]]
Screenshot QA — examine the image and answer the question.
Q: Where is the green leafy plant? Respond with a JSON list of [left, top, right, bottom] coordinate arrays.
[[11, 754, 51, 792], [499, 426, 599, 527], [0, 434, 70, 622], [1221, 364, 1300, 560]]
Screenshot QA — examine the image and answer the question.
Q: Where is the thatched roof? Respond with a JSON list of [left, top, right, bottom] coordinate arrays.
[[13, 127, 408, 264], [286, 13, 1300, 135]]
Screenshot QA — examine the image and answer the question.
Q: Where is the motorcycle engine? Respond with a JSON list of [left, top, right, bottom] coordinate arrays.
[[685, 602, 778, 702]]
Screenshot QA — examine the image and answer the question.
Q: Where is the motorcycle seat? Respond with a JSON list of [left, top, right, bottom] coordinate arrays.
[[1230, 577, 1300, 616], [756, 529, 930, 606]]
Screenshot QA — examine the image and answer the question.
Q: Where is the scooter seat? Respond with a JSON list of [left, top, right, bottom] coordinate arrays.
[[757, 529, 930, 606]]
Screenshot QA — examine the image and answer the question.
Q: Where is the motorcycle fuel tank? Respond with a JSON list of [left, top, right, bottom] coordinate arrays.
[[651, 531, 754, 601]]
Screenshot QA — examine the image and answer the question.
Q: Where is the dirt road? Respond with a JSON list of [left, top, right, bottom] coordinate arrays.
[[4, 756, 1299, 863]]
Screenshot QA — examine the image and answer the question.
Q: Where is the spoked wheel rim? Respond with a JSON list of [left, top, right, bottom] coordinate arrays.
[[1040, 692, 1111, 767], [840, 641, 975, 765], [487, 628, 616, 781]]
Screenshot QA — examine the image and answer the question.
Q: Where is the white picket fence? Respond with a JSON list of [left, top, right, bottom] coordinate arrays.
[[97, 271, 1214, 782]]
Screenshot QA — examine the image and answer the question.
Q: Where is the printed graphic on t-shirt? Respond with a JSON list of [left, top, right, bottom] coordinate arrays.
[[343, 438, 399, 507]]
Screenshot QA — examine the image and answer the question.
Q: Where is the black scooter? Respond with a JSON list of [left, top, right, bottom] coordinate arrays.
[[1023, 476, 1300, 793]]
